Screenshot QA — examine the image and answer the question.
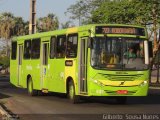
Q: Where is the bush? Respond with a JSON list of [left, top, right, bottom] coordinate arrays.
[[0, 56, 10, 69]]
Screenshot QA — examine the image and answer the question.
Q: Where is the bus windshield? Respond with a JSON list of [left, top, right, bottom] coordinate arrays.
[[91, 37, 148, 70]]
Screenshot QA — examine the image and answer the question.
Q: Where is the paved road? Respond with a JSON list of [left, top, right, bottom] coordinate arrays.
[[0, 75, 160, 120]]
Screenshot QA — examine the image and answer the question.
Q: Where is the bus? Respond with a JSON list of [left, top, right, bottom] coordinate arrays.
[[10, 24, 150, 103]]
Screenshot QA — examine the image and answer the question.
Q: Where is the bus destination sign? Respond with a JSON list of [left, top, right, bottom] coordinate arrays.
[[95, 26, 145, 36]]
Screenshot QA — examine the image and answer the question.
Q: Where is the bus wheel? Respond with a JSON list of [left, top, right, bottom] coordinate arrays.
[[27, 78, 38, 96], [68, 81, 80, 104], [116, 97, 127, 104]]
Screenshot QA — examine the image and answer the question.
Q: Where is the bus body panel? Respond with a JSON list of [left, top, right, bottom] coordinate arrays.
[[10, 60, 18, 86], [49, 59, 66, 93]]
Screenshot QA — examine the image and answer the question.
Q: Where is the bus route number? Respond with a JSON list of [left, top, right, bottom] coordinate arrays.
[[102, 27, 136, 34]]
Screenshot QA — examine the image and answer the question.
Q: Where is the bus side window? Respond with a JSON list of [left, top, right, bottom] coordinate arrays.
[[50, 36, 56, 59], [11, 41, 17, 60], [66, 34, 78, 58], [31, 38, 41, 59], [24, 40, 31, 59], [56, 35, 66, 58]]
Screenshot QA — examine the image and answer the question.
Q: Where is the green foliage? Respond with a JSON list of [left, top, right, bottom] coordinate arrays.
[[0, 56, 10, 68], [14, 17, 29, 36], [66, 0, 160, 26], [66, 0, 105, 25], [0, 12, 29, 39], [61, 21, 73, 29], [37, 13, 59, 32], [91, 0, 155, 25], [0, 12, 29, 57]]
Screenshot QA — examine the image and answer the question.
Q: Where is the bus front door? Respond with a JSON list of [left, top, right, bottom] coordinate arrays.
[[18, 44, 23, 86], [79, 38, 88, 94], [41, 42, 49, 92]]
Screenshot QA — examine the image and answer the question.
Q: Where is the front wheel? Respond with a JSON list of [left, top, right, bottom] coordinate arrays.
[[68, 81, 80, 104], [27, 78, 38, 96]]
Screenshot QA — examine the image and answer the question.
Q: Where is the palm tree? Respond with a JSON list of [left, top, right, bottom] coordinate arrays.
[[37, 13, 59, 32], [0, 12, 28, 57], [14, 17, 29, 36], [0, 12, 15, 57]]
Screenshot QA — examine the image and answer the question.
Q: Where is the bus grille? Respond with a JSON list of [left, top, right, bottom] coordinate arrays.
[[100, 74, 143, 81]]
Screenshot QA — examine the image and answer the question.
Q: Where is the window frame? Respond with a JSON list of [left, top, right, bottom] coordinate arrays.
[[66, 33, 78, 58], [31, 38, 41, 59], [24, 39, 31, 59], [50, 36, 56, 59], [56, 35, 66, 59], [11, 41, 17, 60]]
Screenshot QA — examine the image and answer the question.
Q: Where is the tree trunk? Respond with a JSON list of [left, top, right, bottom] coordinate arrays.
[[153, 3, 158, 53]]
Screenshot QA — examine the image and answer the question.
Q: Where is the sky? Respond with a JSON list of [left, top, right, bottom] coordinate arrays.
[[0, 0, 78, 25]]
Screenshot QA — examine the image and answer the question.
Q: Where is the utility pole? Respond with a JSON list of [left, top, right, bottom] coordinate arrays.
[[29, 0, 36, 34]]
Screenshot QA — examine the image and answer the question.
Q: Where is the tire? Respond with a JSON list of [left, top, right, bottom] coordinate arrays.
[[116, 97, 127, 104], [68, 81, 80, 104], [27, 78, 38, 96]]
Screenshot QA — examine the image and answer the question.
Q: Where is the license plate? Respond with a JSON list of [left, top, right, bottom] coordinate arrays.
[[117, 90, 128, 94]]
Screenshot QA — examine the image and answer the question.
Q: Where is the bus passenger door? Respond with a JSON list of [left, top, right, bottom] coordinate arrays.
[[79, 38, 88, 93], [41, 42, 49, 91], [18, 44, 23, 86]]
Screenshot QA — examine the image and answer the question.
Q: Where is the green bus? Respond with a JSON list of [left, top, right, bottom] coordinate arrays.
[[10, 24, 150, 103]]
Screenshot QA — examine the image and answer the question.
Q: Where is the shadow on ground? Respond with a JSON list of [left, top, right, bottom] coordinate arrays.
[[34, 90, 160, 105], [1, 74, 160, 105], [0, 93, 11, 99]]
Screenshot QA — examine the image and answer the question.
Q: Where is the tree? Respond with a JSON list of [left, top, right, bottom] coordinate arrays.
[[0, 12, 15, 57], [132, 0, 160, 52], [61, 21, 74, 29], [0, 12, 28, 57], [67, 0, 160, 25], [37, 13, 59, 32], [150, 0, 160, 52], [66, 0, 105, 25], [14, 17, 29, 36], [91, 0, 152, 24]]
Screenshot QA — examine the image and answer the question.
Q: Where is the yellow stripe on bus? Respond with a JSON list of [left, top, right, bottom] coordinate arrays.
[[99, 80, 144, 86], [67, 27, 78, 33]]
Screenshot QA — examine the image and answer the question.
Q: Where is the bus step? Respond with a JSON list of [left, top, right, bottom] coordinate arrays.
[[80, 92, 88, 95]]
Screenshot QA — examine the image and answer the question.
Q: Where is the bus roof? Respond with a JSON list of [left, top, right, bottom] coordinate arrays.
[[12, 24, 146, 41]]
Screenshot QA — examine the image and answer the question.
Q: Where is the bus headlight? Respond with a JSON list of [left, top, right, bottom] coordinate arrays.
[[139, 80, 147, 87], [94, 80, 105, 86]]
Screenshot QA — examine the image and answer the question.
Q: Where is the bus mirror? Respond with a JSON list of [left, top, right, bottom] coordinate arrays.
[[88, 37, 93, 48], [148, 41, 153, 58]]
